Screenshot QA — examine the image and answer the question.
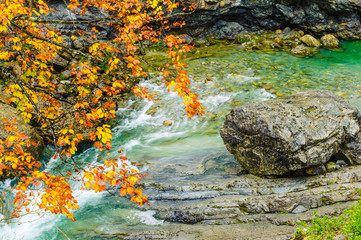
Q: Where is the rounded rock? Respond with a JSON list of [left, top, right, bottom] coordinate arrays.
[[163, 120, 173, 126], [326, 162, 337, 172], [290, 45, 311, 57], [300, 34, 321, 47], [321, 34, 341, 48]]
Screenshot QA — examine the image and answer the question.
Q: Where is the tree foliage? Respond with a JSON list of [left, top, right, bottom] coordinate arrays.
[[0, 0, 203, 222]]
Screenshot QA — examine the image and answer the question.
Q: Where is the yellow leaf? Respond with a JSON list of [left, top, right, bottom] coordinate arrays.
[[32, 10, 41, 16]]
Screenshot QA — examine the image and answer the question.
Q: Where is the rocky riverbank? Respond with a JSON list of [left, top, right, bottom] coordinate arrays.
[[183, 0, 361, 40], [45, 0, 361, 41], [92, 150, 361, 239]]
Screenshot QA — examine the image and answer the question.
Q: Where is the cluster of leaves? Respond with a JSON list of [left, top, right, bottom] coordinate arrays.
[[294, 196, 361, 239], [0, 0, 203, 223]]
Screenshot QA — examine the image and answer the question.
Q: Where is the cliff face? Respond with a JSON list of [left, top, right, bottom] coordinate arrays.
[[43, 0, 361, 39], [184, 0, 361, 39]]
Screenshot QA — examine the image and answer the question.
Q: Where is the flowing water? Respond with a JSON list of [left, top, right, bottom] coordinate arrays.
[[1, 41, 361, 239]]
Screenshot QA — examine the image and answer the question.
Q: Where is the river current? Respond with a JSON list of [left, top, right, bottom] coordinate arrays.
[[1, 42, 361, 239]]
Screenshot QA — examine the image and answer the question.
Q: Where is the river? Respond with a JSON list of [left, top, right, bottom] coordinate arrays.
[[1, 41, 361, 239]]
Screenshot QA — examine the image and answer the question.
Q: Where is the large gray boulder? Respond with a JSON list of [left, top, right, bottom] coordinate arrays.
[[220, 90, 361, 176]]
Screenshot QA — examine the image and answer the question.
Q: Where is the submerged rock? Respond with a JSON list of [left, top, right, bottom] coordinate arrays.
[[163, 120, 173, 126], [220, 90, 361, 176], [290, 44, 311, 57]]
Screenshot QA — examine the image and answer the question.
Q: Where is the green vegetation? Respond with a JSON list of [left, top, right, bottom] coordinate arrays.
[[295, 198, 361, 239]]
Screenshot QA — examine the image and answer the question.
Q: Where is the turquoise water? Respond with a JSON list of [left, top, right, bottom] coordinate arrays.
[[1, 41, 361, 239]]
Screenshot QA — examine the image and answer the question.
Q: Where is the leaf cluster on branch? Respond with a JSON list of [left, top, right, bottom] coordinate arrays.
[[0, 0, 203, 223]]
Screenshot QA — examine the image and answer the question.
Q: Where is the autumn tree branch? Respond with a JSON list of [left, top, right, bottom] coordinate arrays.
[[10, 21, 97, 61], [14, 15, 116, 25]]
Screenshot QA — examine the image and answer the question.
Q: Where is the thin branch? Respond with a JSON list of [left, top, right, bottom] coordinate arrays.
[[0, 66, 60, 145], [25, 84, 74, 105], [14, 15, 116, 25], [10, 21, 97, 61]]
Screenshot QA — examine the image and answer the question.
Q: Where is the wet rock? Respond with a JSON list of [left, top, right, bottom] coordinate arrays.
[[292, 205, 308, 214], [182, 1, 361, 41], [273, 37, 283, 46], [333, 234, 346, 240], [146, 107, 159, 116], [49, 54, 69, 71], [261, 84, 273, 90], [210, 21, 244, 40], [290, 44, 311, 57], [282, 27, 292, 35], [72, 37, 93, 52], [179, 34, 194, 44], [336, 160, 348, 168], [204, 77, 214, 83], [163, 120, 173, 126], [326, 162, 338, 172], [300, 34, 321, 47], [261, 40, 280, 49], [321, 34, 341, 48], [60, 70, 71, 79], [306, 165, 326, 175], [220, 90, 361, 176], [281, 30, 301, 40]]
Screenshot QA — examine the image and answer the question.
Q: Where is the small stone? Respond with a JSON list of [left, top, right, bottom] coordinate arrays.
[[12, 64, 22, 77], [49, 54, 69, 71], [149, 92, 161, 97], [290, 45, 311, 57], [336, 160, 348, 167], [261, 84, 273, 90], [273, 37, 283, 46], [275, 29, 282, 34], [283, 30, 301, 40], [179, 34, 194, 44], [205, 77, 214, 83], [60, 80, 71, 85], [298, 30, 305, 36], [300, 34, 321, 47], [261, 40, 280, 49], [146, 107, 159, 116], [306, 165, 326, 176], [292, 205, 308, 213], [282, 27, 292, 35], [163, 120, 173, 126], [326, 162, 337, 172], [60, 70, 71, 79], [333, 234, 346, 240]]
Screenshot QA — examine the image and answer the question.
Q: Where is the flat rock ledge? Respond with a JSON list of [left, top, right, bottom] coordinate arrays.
[[220, 90, 361, 176], [97, 152, 361, 240]]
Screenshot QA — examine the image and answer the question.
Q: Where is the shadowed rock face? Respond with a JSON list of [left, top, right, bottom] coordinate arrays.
[[184, 0, 361, 39], [44, 0, 361, 40], [220, 90, 361, 176]]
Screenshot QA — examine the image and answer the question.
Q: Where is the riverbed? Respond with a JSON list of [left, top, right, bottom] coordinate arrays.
[[1, 41, 361, 239]]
